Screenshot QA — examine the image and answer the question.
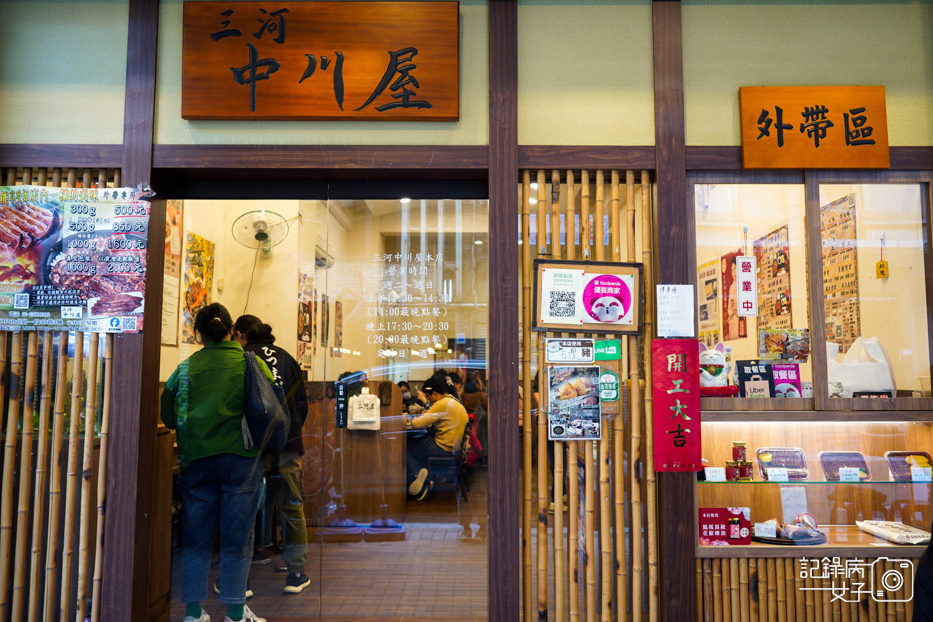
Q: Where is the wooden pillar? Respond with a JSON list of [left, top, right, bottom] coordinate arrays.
[[488, 1, 520, 621], [653, 1, 694, 621], [101, 1, 161, 621]]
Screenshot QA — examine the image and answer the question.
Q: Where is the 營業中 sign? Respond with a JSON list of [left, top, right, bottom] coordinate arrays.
[[740, 86, 889, 169], [182, 2, 460, 121]]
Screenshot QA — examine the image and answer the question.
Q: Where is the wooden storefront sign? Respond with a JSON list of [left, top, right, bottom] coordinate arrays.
[[182, 2, 460, 121], [740, 86, 889, 169]]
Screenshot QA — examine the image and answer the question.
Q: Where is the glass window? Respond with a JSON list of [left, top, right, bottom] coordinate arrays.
[[819, 184, 931, 399], [694, 184, 811, 400]]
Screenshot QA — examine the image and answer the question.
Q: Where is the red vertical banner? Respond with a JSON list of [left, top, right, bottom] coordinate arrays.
[[653, 339, 702, 471]]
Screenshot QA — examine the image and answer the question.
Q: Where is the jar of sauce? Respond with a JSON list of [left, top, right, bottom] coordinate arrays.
[[732, 442, 747, 462], [728, 517, 741, 539], [739, 461, 754, 482], [726, 461, 740, 481]]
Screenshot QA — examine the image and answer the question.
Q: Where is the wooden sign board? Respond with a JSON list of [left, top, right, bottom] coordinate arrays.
[[182, 1, 459, 121], [740, 86, 889, 169], [533, 259, 643, 336]]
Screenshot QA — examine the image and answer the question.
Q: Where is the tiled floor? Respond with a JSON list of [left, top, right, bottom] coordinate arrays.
[[170, 472, 489, 621]]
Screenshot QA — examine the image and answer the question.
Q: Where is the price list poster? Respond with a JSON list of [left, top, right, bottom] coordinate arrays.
[[821, 193, 861, 352], [0, 186, 149, 333], [696, 260, 720, 347], [753, 225, 792, 332]]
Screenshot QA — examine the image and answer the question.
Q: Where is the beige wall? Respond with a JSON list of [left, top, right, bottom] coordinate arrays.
[[153, 0, 489, 145], [683, 0, 933, 146], [0, 0, 128, 144], [517, 0, 655, 145]]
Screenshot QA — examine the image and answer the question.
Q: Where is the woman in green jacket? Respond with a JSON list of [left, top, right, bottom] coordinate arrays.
[[161, 303, 274, 622]]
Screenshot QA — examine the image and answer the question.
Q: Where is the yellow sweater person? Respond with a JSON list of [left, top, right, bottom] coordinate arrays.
[[406, 373, 468, 499]]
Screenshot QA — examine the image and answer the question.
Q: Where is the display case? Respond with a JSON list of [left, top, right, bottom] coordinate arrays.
[[688, 174, 932, 619]]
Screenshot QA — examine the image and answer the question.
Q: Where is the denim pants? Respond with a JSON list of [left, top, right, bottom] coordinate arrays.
[[406, 434, 453, 485], [255, 451, 308, 574], [180, 453, 263, 605]]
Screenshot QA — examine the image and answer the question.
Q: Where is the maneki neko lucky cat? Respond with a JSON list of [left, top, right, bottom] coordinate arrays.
[[699, 342, 732, 387]]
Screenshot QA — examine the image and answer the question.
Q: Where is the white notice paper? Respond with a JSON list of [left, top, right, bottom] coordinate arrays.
[[768, 467, 789, 482], [780, 486, 808, 524], [839, 467, 860, 482], [754, 523, 777, 538], [911, 466, 933, 482], [705, 467, 726, 482], [656, 284, 695, 338]]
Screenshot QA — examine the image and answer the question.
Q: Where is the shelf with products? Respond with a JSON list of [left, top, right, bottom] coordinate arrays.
[[696, 420, 932, 558], [696, 525, 928, 558], [702, 410, 933, 422]]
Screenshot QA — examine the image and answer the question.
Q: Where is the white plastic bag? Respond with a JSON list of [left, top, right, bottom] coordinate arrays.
[[856, 520, 930, 545], [826, 337, 897, 398]]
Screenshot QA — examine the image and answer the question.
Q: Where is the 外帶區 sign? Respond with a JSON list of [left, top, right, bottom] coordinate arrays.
[[0, 186, 149, 333], [182, 2, 460, 121], [740, 86, 889, 169]]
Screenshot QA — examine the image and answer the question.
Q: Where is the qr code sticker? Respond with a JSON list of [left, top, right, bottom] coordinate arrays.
[[548, 291, 575, 318], [121, 316, 138, 332], [13, 294, 29, 310]]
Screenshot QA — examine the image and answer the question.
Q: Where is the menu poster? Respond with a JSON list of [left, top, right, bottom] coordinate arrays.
[[697, 260, 720, 347], [699, 507, 751, 546], [821, 193, 861, 352], [753, 225, 792, 331], [161, 199, 184, 346], [297, 272, 314, 370], [547, 365, 601, 441], [181, 233, 214, 344], [736, 359, 775, 398], [652, 339, 701, 471], [759, 328, 810, 362], [720, 250, 748, 341], [0, 186, 149, 333]]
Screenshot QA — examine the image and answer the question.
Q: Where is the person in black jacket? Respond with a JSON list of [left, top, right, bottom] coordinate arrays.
[[234, 315, 310, 595]]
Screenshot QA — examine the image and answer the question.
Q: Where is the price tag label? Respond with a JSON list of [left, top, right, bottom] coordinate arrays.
[[754, 523, 777, 538], [911, 466, 933, 482], [545, 338, 595, 364], [705, 467, 726, 482], [839, 467, 860, 482], [768, 467, 789, 482]]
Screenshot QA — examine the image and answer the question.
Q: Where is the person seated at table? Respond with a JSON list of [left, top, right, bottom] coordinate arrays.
[[398, 380, 427, 413], [406, 371, 468, 500]]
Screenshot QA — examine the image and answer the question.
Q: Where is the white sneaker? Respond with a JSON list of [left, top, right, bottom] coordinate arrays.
[[183, 612, 210, 622], [408, 468, 429, 495], [224, 605, 266, 622]]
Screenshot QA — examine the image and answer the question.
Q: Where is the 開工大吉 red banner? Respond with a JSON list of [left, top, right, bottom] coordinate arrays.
[[653, 339, 701, 471]]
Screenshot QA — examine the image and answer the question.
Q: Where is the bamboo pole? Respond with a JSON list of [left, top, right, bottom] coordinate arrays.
[[28, 332, 55, 622], [885, 561, 895, 622], [11, 333, 39, 620], [113, 170, 120, 187], [722, 556, 732, 622], [550, 170, 566, 622], [520, 171, 534, 622], [866, 582, 876, 622], [739, 559, 750, 622], [90, 335, 113, 622], [0, 331, 24, 619], [766, 558, 777, 622], [776, 556, 787, 622], [23, 167, 32, 185], [60, 332, 85, 622], [594, 172, 604, 262], [535, 170, 549, 622], [52, 168, 62, 188], [612, 171, 629, 622], [713, 558, 723, 622], [703, 559, 713, 622], [36, 167, 47, 187], [822, 576, 832, 622], [583, 440, 596, 622], [840, 585, 849, 622], [564, 168, 578, 622], [44, 332, 70, 620], [729, 558, 740, 622], [5, 168, 15, 185], [794, 559, 805, 622], [97, 168, 107, 190], [697, 559, 704, 622], [805, 573, 815, 622], [749, 558, 759, 622], [75, 333, 100, 621]]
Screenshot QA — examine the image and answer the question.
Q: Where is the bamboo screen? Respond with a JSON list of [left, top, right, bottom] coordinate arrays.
[[0, 167, 120, 622], [696, 555, 916, 622], [519, 170, 658, 621]]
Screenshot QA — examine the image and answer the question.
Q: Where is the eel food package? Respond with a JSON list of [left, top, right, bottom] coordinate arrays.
[[855, 520, 931, 545]]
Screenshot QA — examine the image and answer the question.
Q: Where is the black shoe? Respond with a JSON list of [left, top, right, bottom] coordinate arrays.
[[213, 581, 254, 599], [284, 572, 311, 594]]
